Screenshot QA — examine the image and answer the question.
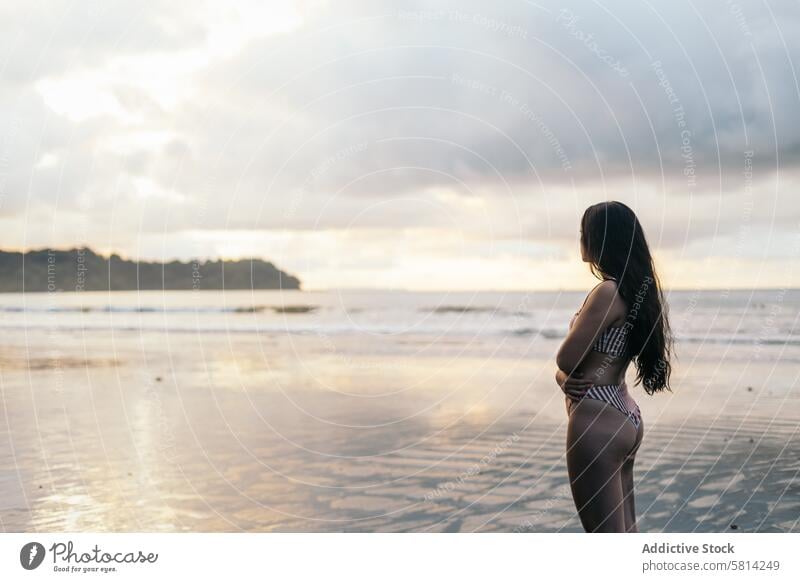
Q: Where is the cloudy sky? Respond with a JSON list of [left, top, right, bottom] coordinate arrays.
[[2, 0, 799, 290]]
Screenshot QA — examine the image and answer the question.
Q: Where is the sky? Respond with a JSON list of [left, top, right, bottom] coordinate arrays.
[[1, 0, 799, 290]]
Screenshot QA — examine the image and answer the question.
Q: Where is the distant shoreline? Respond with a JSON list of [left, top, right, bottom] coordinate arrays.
[[0, 248, 301, 292]]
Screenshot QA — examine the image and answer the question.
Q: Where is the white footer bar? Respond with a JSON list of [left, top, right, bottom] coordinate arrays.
[[1, 533, 797, 581]]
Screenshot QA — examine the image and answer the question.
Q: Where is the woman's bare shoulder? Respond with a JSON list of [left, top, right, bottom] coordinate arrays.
[[588, 279, 618, 303], [586, 280, 626, 320]]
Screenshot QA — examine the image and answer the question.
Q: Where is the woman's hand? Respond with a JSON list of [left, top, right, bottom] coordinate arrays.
[[555, 369, 593, 401]]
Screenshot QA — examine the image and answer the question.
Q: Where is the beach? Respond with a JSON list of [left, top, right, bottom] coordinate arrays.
[[1, 289, 798, 532]]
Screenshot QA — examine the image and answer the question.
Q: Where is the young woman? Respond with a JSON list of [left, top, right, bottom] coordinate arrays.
[[555, 201, 672, 533]]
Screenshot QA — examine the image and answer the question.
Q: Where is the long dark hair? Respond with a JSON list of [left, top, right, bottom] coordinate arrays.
[[581, 201, 672, 394]]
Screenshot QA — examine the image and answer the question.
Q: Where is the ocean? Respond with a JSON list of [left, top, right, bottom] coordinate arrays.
[[1, 288, 797, 350], [0, 288, 798, 532]]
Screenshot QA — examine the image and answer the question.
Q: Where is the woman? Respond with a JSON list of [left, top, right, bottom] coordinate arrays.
[[555, 201, 672, 533]]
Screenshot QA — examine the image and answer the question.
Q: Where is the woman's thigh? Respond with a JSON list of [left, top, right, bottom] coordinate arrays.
[[621, 418, 644, 531], [566, 398, 639, 532]]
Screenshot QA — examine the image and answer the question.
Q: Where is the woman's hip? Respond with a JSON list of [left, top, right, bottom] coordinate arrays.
[[567, 396, 643, 461]]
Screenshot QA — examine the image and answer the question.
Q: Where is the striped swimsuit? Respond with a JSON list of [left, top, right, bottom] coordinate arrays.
[[568, 314, 642, 429], [583, 325, 642, 428]]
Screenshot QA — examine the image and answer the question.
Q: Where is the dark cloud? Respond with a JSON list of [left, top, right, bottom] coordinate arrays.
[[1, 0, 799, 253]]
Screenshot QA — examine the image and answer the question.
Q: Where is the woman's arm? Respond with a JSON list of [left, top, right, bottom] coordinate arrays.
[[555, 368, 593, 400], [556, 280, 620, 374]]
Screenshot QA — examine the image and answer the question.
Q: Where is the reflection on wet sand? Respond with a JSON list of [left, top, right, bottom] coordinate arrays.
[[1, 330, 798, 532]]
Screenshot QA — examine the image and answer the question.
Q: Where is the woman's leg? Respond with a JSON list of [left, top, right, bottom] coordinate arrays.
[[621, 420, 644, 532], [566, 398, 638, 532]]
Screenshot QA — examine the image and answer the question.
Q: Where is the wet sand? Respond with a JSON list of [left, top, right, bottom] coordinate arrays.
[[1, 329, 798, 532]]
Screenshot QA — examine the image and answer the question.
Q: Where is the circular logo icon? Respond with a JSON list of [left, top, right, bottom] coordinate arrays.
[[20, 542, 46, 570]]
